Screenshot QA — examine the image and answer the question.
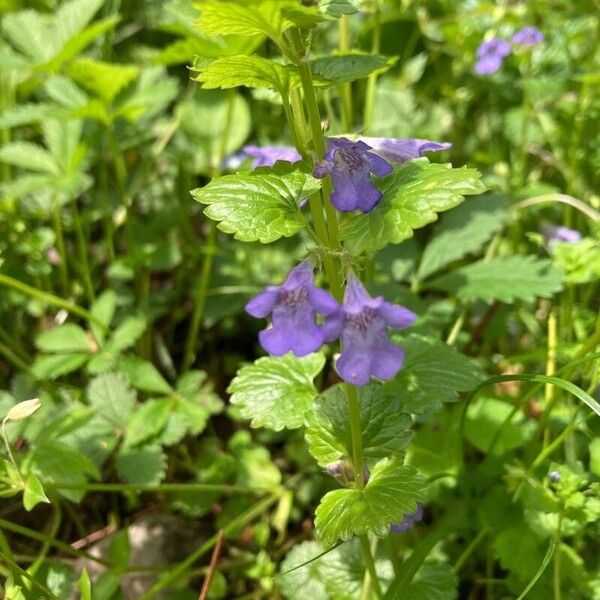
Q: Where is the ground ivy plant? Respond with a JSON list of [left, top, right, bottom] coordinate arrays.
[[190, 3, 487, 596]]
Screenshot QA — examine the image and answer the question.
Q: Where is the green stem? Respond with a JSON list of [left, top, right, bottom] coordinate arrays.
[[181, 90, 235, 372], [346, 383, 365, 487], [360, 536, 383, 598], [99, 132, 115, 261], [44, 481, 262, 495], [0, 554, 61, 600], [0, 273, 107, 330], [139, 494, 278, 600], [339, 16, 354, 131], [554, 512, 563, 600], [51, 196, 69, 297], [71, 199, 95, 304], [453, 528, 488, 573], [0, 71, 14, 183], [28, 503, 61, 578], [0, 340, 31, 373], [363, 0, 382, 131], [0, 518, 111, 568]]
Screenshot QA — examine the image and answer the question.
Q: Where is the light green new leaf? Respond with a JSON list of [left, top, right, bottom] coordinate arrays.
[[430, 255, 564, 303], [315, 456, 428, 546], [0, 142, 59, 174], [312, 53, 396, 84], [31, 353, 89, 380], [339, 159, 486, 256], [384, 335, 482, 414], [35, 323, 91, 354], [104, 315, 147, 354], [192, 169, 317, 243], [417, 195, 510, 280], [87, 372, 136, 426], [193, 55, 292, 93], [305, 383, 412, 467], [125, 399, 171, 447], [197, 0, 324, 41], [228, 353, 325, 431], [22, 472, 50, 511], [68, 58, 140, 103], [118, 356, 173, 395], [115, 444, 167, 485], [78, 569, 92, 600], [89, 290, 116, 345]]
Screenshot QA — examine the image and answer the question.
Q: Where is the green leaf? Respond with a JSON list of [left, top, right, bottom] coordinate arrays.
[[402, 562, 458, 600], [78, 569, 92, 600], [125, 399, 171, 447], [29, 441, 100, 502], [0, 142, 59, 174], [22, 472, 50, 511], [31, 353, 89, 380], [417, 195, 510, 280], [384, 335, 482, 414], [315, 456, 428, 546], [339, 159, 486, 256], [305, 383, 412, 468], [318, 0, 358, 17], [465, 397, 536, 456], [89, 290, 116, 345], [68, 58, 140, 103], [311, 53, 396, 84], [192, 168, 317, 243], [87, 372, 136, 426], [104, 315, 147, 354], [493, 524, 544, 581], [0, 103, 54, 128], [197, 0, 322, 41], [228, 353, 325, 431], [590, 438, 600, 477], [279, 541, 330, 600], [117, 356, 173, 394], [35, 323, 91, 353], [115, 444, 167, 485], [430, 256, 564, 303], [193, 55, 291, 93]]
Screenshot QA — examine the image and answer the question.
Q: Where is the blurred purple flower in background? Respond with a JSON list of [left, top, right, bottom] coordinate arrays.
[[245, 261, 340, 357], [243, 144, 302, 168], [542, 224, 582, 248], [474, 38, 512, 75], [390, 504, 424, 533], [314, 137, 393, 213], [512, 27, 544, 46], [325, 276, 416, 386], [359, 137, 452, 163]]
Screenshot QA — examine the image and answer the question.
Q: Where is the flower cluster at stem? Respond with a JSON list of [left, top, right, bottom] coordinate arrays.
[[245, 262, 416, 385], [475, 26, 544, 75]]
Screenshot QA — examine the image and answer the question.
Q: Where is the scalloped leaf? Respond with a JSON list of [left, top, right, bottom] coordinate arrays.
[[192, 55, 292, 93], [430, 255, 564, 303], [305, 383, 412, 468], [385, 335, 482, 414], [315, 456, 428, 546], [192, 168, 317, 243], [228, 353, 325, 431], [339, 159, 486, 256]]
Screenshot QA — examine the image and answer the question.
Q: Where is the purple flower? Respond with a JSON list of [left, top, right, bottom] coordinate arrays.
[[314, 137, 393, 213], [245, 261, 340, 357], [325, 276, 416, 386], [243, 145, 302, 168], [359, 137, 452, 163], [390, 504, 424, 533], [542, 224, 582, 247], [474, 38, 512, 75], [512, 27, 544, 46]]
